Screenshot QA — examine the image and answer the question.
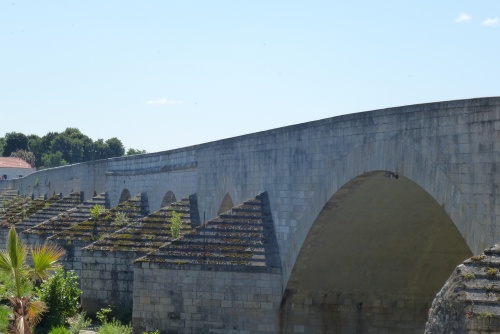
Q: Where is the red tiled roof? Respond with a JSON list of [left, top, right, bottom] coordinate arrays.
[[0, 157, 33, 169]]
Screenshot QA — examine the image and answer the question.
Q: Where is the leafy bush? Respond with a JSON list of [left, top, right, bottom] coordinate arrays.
[[68, 312, 92, 334], [37, 268, 82, 333], [48, 326, 70, 334], [96, 307, 131, 334], [97, 320, 132, 334], [96, 307, 112, 324], [0, 305, 11, 333]]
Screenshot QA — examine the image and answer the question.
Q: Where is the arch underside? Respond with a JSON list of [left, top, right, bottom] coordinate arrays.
[[282, 171, 472, 333]]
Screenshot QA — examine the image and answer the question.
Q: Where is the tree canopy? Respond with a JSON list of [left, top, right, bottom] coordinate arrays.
[[0, 128, 146, 169], [2, 132, 29, 157]]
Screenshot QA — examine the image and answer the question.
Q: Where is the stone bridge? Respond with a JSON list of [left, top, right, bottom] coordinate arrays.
[[1, 97, 499, 333]]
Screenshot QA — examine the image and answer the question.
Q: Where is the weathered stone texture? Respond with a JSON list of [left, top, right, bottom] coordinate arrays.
[[0, 97, 499, 332], [81, 250, 141, 315], [132, 264, 282, 334]]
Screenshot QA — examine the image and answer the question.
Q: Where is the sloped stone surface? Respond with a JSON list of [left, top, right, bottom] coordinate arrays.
[[426, 244, 500, 334], [83, 194, 199, 253], [49, 194, 147, 243], [16, 192, 84, 230], [136, 192, 281, 272], [24, 193, 106, 236], [0, 189, 19, 208], [0, 194, 60, 227]]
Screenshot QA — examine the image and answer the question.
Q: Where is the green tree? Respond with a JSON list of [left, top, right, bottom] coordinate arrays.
[[126, 148, 147, 156], [91, 139, 108, 160], [104, 138, 125, 158], [0, 228, 65, 334], [3, 133, 28, 157], [50, 135, 84, 164], [27, 135, 42, 161], [40, 152, 66, 169], [0, 137, 5, 156]]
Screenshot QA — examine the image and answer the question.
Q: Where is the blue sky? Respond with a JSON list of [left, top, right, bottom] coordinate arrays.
[[1, 1, 499, 153]]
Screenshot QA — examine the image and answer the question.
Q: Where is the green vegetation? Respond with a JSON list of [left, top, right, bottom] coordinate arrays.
[[0, 128, 146, 169], [36, 268, 81, 333], [0, 228, 65, 334], [112, 211, 129, 227], [48, 326, 70, 334], [2, 132, 29, 157], [68, 312, 92, 334], [97, 319, 132, 334], [126, 148, 147, 156], [96, 307, 132, 334], [462, 273, 475, 280], [486, 267, 498, 277], [170, 211, 182, 240], [481, 311, 493, 318], [0, 305, 11, 333], [90, 204, 106, 220]]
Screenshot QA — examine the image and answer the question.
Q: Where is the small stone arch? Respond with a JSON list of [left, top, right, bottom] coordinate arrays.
[[119, 189, 131, 203], [217, 193, 234, 215], [161, 191, 177, 208]]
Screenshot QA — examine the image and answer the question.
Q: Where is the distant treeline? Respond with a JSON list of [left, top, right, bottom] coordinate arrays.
[[0, 128, 146, 169]]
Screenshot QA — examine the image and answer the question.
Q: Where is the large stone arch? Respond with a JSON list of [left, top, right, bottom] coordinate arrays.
[[281, 170, 472, 333], [283, 139, 484, 285], [278, 138, 483, 332]]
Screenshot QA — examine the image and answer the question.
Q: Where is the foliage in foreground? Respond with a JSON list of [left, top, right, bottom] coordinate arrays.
[[97, 320, 132, 334], [96, 307, 132, 334], [0, 228, 65, 334], [36, 268, 81, 333], [0, 304, 11, 333], [47, 326, 69, 334]]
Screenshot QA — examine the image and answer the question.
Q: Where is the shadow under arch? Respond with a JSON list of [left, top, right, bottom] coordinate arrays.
[[282, 138, 484, 289], [161, 191, 177, 208], [280, 171, 472, 333], [217, 193, 234, 215], [119, 189, 131, 204]]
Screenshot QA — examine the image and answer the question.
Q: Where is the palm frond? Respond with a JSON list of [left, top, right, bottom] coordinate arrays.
[[27, 300, 47, 327], [6, 228, 27, 271], [0, 250, 13, 273], [29, 243, 65, 282]]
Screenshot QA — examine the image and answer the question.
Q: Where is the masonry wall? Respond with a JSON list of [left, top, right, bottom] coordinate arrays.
[[280, 290, 429, 334], [0, 228, 10, 250], [20, 232, 49, 248], [0, 160, 109, 201], [106, 150, 198, 212], [133, 263, 283, 334], [0, 167, 36, 180], [191, 97, 500, 289], [81, 250, 144, 315], [54, 240, 85, 279]]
